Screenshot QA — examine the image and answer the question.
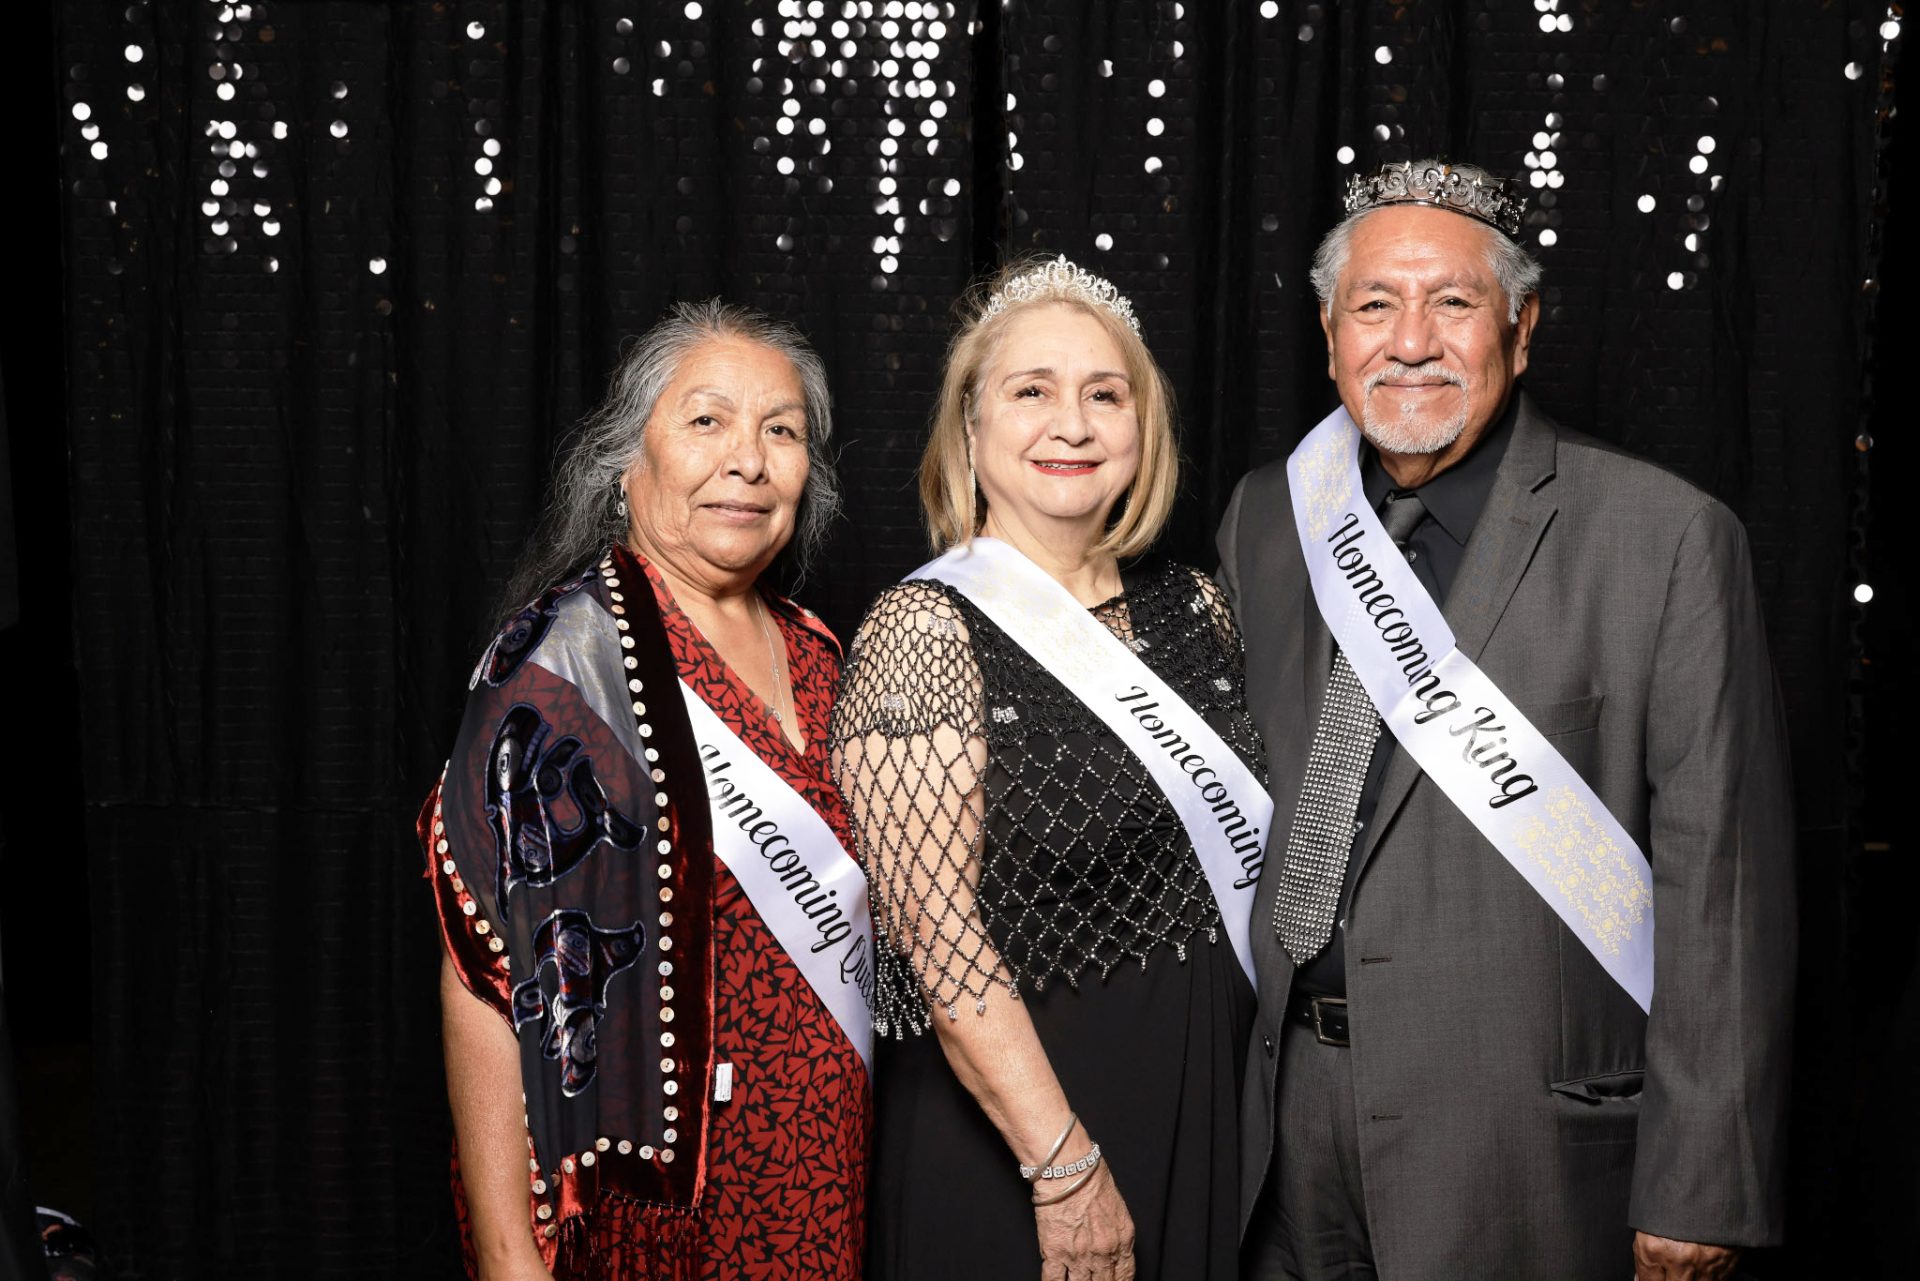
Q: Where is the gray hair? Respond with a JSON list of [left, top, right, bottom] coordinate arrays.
[[1308, 161, 1543, 324], [499, 299, 841, 615]]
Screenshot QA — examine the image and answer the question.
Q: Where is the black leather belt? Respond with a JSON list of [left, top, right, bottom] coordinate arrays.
[[1285, 990, 1350, 1047]]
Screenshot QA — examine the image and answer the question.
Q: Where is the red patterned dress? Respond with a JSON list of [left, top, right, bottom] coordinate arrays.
[[429, 554, 870, 1281]]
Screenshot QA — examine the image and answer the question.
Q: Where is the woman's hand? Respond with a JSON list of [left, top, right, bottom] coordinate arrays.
[[1033, 1162, 1136, 1281]]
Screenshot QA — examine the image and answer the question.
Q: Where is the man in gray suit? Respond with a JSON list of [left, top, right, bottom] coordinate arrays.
[[1219, 160, 1795, 1280]]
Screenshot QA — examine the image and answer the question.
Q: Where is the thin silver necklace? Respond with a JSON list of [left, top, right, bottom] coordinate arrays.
[[753, 595, 789, 726]]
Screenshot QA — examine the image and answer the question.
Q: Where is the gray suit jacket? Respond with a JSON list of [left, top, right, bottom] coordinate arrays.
[[1218, 393, 1795, 1278]]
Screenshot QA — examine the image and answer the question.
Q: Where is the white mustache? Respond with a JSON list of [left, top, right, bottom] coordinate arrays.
[[1367, 362, 1465, 392]]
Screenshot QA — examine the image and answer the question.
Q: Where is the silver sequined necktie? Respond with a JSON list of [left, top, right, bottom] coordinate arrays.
[[1273, 491, 1429, 966]]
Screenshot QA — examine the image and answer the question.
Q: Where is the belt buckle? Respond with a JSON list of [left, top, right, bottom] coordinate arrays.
[[1311, 996, 1349, 1047]]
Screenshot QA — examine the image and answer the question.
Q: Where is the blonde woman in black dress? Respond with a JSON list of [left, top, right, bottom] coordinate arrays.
[[832, 258, 1269, 1281]]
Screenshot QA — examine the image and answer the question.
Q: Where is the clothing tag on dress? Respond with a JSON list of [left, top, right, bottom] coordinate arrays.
[[713, 1063, 734, 1103]]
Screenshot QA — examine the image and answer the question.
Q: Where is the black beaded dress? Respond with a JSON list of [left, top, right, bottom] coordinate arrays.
[[830, 558, 1263, 1281]]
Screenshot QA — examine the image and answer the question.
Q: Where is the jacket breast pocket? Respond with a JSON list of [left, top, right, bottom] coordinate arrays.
[[1525, 692, 1604, 738], [1528, 693, 1604, 781]]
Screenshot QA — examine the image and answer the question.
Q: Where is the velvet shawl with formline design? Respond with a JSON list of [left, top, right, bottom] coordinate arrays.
[[421, 543, 716, 1280]]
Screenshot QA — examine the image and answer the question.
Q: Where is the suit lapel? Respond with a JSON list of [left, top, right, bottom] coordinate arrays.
[[1301, 583, 1334, 731], [1287, 428, 1342, 735], [1349, 393, 1560, 882], [1283, 444, 1341, 852]]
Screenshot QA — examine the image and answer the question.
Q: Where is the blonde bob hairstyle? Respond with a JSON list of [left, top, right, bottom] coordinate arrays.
[[919, 258, 1180, 557]]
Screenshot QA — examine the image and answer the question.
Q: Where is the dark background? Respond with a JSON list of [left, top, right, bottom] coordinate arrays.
[[0, 0, 1911, 1277]]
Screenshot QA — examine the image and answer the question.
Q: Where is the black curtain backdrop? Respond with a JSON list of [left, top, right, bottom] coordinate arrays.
[[50, 1, 1902, 1277]]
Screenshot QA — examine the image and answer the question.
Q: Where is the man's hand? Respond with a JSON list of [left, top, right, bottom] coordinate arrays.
[[1633, 1231, 1739, 1280]]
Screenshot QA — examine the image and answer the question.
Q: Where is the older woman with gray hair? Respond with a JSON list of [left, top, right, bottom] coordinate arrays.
[[419, 301, 871, 1281]]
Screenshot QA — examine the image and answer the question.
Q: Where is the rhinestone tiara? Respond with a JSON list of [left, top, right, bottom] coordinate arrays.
[[1343, 160, 1527, 238], [979, 255, 1142, 336]]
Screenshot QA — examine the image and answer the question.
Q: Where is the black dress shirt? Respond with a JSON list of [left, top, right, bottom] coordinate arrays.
[[1292, 398, 1519, 998]]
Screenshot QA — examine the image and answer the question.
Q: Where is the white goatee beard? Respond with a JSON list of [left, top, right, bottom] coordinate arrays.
[[1359, 363, 1469, 456]]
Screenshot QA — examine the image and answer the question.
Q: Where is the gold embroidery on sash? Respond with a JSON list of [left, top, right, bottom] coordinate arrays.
[[1297, 424, 1359, 541], [1513, 786, 1652, 954]]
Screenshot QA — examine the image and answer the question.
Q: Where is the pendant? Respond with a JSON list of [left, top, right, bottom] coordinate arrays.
[[771, 709, 783, 723]]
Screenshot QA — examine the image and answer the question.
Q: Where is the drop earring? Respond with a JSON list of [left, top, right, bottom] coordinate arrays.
[[614, 487, 630, 522]]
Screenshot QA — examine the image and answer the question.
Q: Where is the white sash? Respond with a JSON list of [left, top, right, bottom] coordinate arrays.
[[908, 539, 1269, 985], [677, 681, 875, 1070], [1287, 409, 1655, 1011]]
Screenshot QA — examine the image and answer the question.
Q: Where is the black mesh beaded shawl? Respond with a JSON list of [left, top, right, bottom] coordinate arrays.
[[829, 558, 1266, 1037]]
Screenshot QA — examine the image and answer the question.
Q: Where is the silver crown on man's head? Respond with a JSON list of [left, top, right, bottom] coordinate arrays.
[[1343, 160, 1527, 238], [980, 255, 1143, 336]]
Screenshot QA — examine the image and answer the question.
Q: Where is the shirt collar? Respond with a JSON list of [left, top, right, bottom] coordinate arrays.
[[1359, 394, 1519, 547]]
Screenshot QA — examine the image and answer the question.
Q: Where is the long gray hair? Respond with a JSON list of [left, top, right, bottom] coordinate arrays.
[[498, 299, 841, 617]]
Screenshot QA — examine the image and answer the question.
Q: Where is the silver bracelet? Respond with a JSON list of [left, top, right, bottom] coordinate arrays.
[[1018, 1112, 1078, 1182], [1031, 1166, 1099, 1206], [1033, 1142, 1102, 1182]]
